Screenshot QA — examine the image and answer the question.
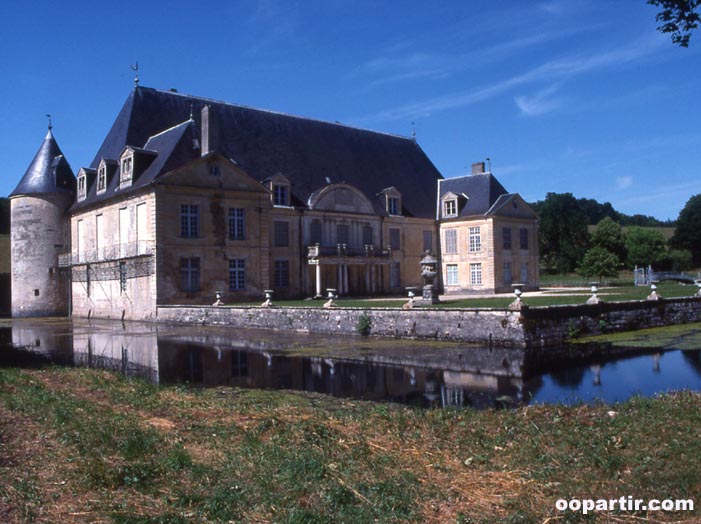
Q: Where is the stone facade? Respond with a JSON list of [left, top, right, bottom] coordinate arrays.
[[11, 88, 538, 320], [11, 193, 72, 317]]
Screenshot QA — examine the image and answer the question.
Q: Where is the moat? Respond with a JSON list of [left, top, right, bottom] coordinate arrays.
[[1, 318, 700, 409]]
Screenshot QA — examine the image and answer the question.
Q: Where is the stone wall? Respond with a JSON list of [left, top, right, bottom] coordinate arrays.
[[155, 296, 701, 349], [156, 305, 526, 347]]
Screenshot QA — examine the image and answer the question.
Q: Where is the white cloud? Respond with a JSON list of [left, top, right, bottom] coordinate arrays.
[[616, 176, 634, 190], [355, 35, 665, 123], [514, 84, 564, 116]]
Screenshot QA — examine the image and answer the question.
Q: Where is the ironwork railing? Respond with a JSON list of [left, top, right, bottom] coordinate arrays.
[[307, 244, 391, 258], [58, 240, 155, 267]]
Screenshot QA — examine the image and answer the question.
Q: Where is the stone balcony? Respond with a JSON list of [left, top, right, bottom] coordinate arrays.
[[58, 240, 155, 267], [307, 243, 392, 259]]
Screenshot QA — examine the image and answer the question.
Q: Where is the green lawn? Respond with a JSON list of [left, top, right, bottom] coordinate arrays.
[[225, 279, 699, 309]]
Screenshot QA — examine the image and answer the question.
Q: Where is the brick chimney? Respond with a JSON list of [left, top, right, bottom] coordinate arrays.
[[471, 161, 485, 175], [201, 105, 217, 156]]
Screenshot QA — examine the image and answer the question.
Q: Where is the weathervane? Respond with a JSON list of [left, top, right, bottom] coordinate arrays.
[[411, 121, 416, 140], [46, 114, 52, 131], [130, 62, 139, 86]]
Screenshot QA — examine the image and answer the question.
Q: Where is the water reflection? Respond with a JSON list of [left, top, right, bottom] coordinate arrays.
[[2, 319, 701, 408]]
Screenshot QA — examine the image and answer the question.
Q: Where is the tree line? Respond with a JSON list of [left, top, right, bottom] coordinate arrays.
[[531, 192, 701, 279]]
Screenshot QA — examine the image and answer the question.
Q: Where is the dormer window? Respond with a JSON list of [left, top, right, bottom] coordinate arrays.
[[273, 184, 288, 206], [388, 197, 400, 215], [443, 199, 457, 217], [380, 187, 402, 216], [77, 175, 86, 201], [121, 156, 133, 181], [97, 166, 106, 192]]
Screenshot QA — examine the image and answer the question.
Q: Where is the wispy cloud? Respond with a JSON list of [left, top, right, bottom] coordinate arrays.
[[616, 176, 634, 190], [354, 35, 666, 123], [350, 20, 608, 91], [514, 83, 564, 116], [244, 0, 301, 56]]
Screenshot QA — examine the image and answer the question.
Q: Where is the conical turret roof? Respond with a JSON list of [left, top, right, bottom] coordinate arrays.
[[10, 129, 76, 197]]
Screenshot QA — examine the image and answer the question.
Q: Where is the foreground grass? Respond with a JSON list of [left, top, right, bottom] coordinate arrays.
[[1, 368, 700, 523]]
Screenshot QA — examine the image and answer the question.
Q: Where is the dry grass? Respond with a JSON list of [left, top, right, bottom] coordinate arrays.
[[1, 367, 700, 523]]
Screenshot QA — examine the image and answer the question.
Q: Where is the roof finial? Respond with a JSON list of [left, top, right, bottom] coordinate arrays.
[[46, 114, 52, 131], [130, 62, 139, 86], [486, 157, 492, 173], [411, 121, 416, 141], [189, 102, 194, 121]]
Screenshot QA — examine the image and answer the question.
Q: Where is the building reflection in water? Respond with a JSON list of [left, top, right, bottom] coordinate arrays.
[[5, 319, 700, 408], [4, 319, 535, 409]]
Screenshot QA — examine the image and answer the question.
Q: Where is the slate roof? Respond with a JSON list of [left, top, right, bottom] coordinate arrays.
[[11, 129, 76, 197], [74, 86, 443, 217], [438, 173, 510, 218]]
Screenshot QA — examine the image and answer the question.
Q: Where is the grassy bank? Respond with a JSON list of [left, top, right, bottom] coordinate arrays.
[[1, 367, 700, 523]]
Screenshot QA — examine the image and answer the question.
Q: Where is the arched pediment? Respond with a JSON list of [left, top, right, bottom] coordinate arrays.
[[308, 183, 375, 214]]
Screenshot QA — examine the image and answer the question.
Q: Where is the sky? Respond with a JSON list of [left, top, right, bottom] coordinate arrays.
[[0, 0, 699, 221]]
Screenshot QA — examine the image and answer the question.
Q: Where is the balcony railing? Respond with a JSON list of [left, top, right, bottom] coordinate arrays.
[[307, 244, 391, 258], [58, 240, 155, 267]]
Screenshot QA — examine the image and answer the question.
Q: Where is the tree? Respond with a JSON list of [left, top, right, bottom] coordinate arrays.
[[648, 0, 701, 47], [625, 227, 668, 267], [578, 247, 621, 282], [536, 192, 590, 273], [590, 217, 627, 263], [666, 249, 693, 271], [670, 194, 701, 266]]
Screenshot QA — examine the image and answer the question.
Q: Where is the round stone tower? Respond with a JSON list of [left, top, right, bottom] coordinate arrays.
[[10, 126, 76, 317]]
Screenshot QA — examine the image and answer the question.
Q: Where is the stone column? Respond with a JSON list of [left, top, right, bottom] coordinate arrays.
[[337, 265, 343, 295], [343, 264, 349, 296], [315, 263, 322, 298]]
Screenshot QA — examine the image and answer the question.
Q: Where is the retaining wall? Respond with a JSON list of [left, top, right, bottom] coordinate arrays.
[[155, 296, 701, 349]]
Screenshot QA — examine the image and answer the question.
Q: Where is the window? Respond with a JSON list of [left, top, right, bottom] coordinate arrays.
[[229, 259, 245, 290], [520, 262, 529, 283], [336, 224, 349, 245], [96, 214, 104, 257], [274, 260, 289, 288], [423, 230, 433, 253], [180, 257, 200, 292], [444, 229, 457, 254], [310, 220, 322, 245], [387, 196, 400, 215], [443, 199, 457, 217], [389, 228, 400, 250], [446, 264, 459, 286], [119, 261, 127, 293], [503, 227, 512, 250], [362, 225, 373, 246], [274, 221, 289, 247], [273, 184, 288, 206], [468, 227, 481, 252], [121, 156, 133, 180], [97, 166, 106, 192], [232, 352, 249, 377], [77, 176, 86, 200], [180, 205, 199, 238], [470, 263, 482, 285], [228, 208, 245, 240], [503, 262, 512, 286], [210, 165, 220, 177], [519, 228, 529, 250], [390, 262, 401, 288]]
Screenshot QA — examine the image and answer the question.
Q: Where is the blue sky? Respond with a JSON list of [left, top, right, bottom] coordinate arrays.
[[1, 0, 699, 220]]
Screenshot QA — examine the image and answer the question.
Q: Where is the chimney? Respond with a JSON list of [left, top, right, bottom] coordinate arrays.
[[471, 162, 485, 175], [201, 105, 218, 156]]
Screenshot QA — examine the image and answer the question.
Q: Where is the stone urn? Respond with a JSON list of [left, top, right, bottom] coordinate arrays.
[[419, 251, 440, 304]]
